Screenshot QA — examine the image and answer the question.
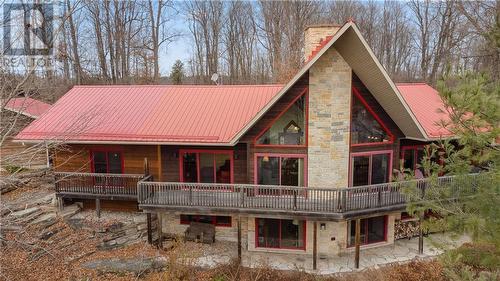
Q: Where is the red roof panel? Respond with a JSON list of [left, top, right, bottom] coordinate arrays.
[[4, 97, 51, 118], [396, 83, 453, 139], [16, 85, 283, 144]]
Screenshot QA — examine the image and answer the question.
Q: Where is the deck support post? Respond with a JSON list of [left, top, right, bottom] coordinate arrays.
[[313, 221, 318, 270], [354, 218, 361, 269], [157, 213, 163, 249], [146, 213, 153, 244], [237, 215, 242, 264], [95, 198, 101, 218], [418, 215, 424, 255], [57, 196, 64, 211]]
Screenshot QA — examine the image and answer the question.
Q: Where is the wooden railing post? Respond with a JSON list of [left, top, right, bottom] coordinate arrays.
[[189, 185, 193, 205], [293, 190, 297, 210]]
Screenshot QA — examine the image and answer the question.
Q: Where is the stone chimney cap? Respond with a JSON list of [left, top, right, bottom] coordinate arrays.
[[304, 24, 342, 31]]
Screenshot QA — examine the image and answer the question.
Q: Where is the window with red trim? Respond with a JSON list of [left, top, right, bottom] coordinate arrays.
[[256, 218, 306, 250], [351, 152, 392, 186], [180, 150, 232, 183], [347, 215, 387, 246], [401, 146, 425, 172], [180, 215, 232, 227], [256, 94, 307, 146], [256, 155, 306, 186], [351, 89, 393, 145], [91, 151, 123, 174]]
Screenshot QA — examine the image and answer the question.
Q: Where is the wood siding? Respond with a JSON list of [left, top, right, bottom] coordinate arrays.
[[54, 144, 160, 179], [160, 144, 248, 184]]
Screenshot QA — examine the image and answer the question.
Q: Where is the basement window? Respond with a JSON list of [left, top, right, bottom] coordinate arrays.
[[180, 215, 232, 227], [347, 215, 387, 247], [256, 218, 306, 250]]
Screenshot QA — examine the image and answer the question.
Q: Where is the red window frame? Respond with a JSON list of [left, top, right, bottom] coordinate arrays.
[[254, 88, 309, 148], [349, 150, 393, 187], [255, 218, 307, 250], [254, 153, 308, 186], [179, 149, 234, 183], [400, 145, 426, 171], [90, 149, 124, 174], [180, 215, 232, 227], [347, 215, 388, 247], [350, 87, 395, 147]]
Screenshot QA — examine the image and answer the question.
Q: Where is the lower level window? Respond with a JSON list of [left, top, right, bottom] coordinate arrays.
[[348, 215, 386, 246], [256, 218, 305, 249], [180, 215, 232, 227]]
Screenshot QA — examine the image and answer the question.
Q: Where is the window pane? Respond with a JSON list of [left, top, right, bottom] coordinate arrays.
[[352, 156, 370, 186], [281, 158, 304, 186], [371, 153, 389, 184], [367, 216, 385, 243], [215, 216, 231, 226], [348, 219, 367, 246], [215, 154, 231, 183], [257, 95, 306, 145], [183, 153, 198, 182], [403, 149, 415, 170], [93, 152, 107, 173], [197, 215, 213, 224], [257, 156, 279, 185], [416, 148, 425, 172], [107, 152, 122, 173], [351, 95, 390, 144], [280, 219, 305, 249], [199, 153, 215, 183], [257, 218, 280, 248]]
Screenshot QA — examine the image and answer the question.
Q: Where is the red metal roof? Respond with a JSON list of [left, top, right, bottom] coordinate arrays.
[[4, 97, 51, 118], [396, 83, 453, 139], [16, 85, 282, 144]]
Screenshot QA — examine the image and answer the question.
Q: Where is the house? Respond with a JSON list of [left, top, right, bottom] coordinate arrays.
[[15, 22, 459, 270], [1, 97, 51, 169]]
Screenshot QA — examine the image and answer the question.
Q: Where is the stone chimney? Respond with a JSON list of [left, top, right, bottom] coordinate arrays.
[[304, 24, 341, 61]]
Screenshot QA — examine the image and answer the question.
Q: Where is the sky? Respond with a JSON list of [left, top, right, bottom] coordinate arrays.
[[158, 6, 191, 76]]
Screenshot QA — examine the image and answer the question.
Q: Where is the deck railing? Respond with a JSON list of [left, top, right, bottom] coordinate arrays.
[[55, 172, 146, 198], [137, 174, 482, 214]]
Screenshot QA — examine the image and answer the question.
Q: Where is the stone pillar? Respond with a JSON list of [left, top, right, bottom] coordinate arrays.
[[308, 46, 352, 188]]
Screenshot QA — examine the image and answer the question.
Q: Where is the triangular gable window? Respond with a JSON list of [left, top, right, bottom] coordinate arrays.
[[351, 90, 393, 145], [256, 94, 306, 146]]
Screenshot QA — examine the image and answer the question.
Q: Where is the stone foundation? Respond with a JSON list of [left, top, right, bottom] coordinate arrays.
[[159, 212, 401, 270]]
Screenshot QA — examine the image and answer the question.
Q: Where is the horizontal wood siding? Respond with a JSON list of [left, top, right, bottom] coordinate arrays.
[[160, 144, 247, 184], [54, 144, 160, 179]]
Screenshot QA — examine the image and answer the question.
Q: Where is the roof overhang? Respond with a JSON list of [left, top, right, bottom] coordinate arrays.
[[231, 21, 429, 143]]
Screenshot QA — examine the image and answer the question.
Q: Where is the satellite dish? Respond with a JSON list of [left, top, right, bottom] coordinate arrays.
[[211, 73, 219, 85]]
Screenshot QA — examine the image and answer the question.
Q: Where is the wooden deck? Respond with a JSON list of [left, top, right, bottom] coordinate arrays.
[[55, 172, 147, 200], [137, 174, 480, 219], [54, 172, 481, 219]]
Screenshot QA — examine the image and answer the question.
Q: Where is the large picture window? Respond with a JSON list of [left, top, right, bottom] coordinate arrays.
[[351, 88, 393, 145], [180, 150, 233, 183], [256, 218, 306, 249], [351, 151, 392, 186], [256, 93, 307, 146], [348, 216, 387, 246], [256, 154, 306, 186], [91, 150, 123, 174]]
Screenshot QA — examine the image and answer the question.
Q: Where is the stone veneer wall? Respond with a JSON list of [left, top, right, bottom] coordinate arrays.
[[308, 46, 352, 188], [304, 25, 340, 61]]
